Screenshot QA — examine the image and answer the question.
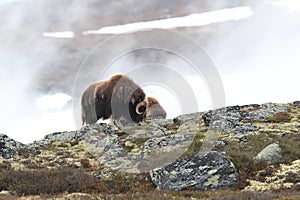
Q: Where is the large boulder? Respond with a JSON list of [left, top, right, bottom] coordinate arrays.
[[150, 151, 238, 190]]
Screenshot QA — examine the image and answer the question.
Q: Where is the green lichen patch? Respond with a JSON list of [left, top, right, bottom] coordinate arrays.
[[204, 174, 221, 187], [124, 137, 151, 152]]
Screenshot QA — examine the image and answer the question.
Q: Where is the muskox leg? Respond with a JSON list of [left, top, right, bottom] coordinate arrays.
[[82, 103, 98, 125]]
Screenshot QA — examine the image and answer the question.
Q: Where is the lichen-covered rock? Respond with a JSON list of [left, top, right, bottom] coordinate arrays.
[[0, 134, 26, 159], [202, 103, 289, 132], [202, 106, 241, 131], [150, 151, 238, 190]]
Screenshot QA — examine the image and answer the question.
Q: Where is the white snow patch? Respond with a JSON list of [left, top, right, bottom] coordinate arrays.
[[83, 7, 253, 35], [42, 31, 75, 39]]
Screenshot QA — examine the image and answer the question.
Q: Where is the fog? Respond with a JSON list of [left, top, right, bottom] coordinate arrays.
[[0, 0, 299, 143], [209, 0, 300, 105]]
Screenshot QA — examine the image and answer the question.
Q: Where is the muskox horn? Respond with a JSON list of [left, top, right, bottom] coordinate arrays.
[[136, 101, 146, 115]]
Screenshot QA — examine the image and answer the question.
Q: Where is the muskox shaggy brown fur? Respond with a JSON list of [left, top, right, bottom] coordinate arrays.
[[81, 74, 166, 125]]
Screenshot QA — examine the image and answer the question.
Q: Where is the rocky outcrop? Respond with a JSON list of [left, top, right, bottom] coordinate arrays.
[[150, 151, 238, 190], [1, 101, 300, 197], [0, 134, 26, 159]]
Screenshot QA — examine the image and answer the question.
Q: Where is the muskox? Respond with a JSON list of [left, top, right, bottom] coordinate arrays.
[[81, 74, 166, 126]]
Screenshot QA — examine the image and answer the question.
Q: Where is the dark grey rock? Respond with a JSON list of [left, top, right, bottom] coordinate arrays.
[[150, 151, 238, 190], [230, 124, 258, 136], [211, 119, 236, 131], [0, 133, 26, 159], [291, 101, 300, 107], [202, 106, 241, 131]]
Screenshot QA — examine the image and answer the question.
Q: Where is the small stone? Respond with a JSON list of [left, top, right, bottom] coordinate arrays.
[[74, 161, 82, 168], [254, 143, 281, 164]]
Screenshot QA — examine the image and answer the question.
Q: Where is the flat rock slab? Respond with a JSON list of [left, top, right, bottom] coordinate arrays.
[[150, 151, 238, 190]]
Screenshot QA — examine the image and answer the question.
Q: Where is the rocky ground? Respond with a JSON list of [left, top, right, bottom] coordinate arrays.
[[1, 101, 300, 199]]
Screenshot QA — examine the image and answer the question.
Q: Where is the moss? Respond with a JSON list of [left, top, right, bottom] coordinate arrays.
[[181, 133, 205, 157], [131, 137, 151, 149], [123, 137, 151, 152], [267, 112, 292, 123], [124, 145, 134, 153], [55, 142, 71, 148]]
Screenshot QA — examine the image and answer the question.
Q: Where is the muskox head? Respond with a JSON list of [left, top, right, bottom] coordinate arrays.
[[136, 96, 167, 119]]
